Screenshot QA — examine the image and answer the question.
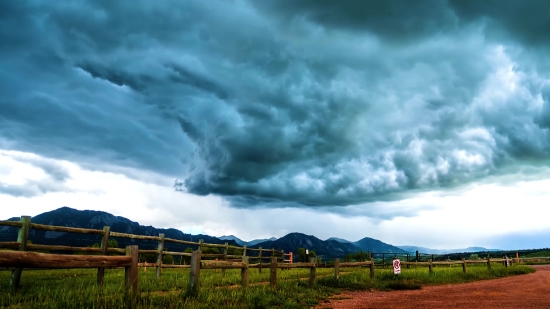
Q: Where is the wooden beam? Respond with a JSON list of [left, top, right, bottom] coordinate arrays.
[[0, 221, 23, 228], [249, 263, 271, 268], [270, 256, 277, 288], [30, 223, 103, 235], [369, 258, 375, 278], [26, 244, 102, 253], [10, 215, 30, 293], [110, 232, 160, 241], [0, 242, 21, 249], [309, 257, 316, 286], [0, 251, 132, 268], [97, 226, 110, 286], [241, 256, 249, 288], [189, 251, 201, 298], [258, 247, 263, 274], [163, 238, 199, 246], [124, 245, 138, 303], [156, 233, 165, 279], [222, 242, 228, 278]]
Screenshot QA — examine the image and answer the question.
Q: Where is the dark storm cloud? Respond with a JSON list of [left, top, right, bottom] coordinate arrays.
[[448, 0, 550, 48], [1, 0, 550, 208], [250, 0, 459, 42]]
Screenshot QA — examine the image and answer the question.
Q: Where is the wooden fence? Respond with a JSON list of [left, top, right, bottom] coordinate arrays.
[[0, 215, 283, 293], [1, 216, 548, 298]]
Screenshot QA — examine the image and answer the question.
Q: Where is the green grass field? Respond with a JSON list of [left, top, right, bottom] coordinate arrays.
[[0, 264, 535, 309]]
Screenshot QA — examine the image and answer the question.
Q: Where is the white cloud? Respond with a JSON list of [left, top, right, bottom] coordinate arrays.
[[1, 149, 549, 250]]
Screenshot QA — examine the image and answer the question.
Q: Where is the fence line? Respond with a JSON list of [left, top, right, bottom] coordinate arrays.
[[1, 216, 548, 299], [0, 215, 284, 292]]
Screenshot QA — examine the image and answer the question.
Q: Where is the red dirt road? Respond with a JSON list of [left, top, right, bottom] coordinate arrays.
[[315, 265, 550, 309]]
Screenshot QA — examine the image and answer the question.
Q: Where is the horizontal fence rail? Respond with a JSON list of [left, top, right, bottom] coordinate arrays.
[[0, 246, 139, 300]]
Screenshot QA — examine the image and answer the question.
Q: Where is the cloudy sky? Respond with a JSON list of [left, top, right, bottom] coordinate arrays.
[[1, 0, 550, 250]]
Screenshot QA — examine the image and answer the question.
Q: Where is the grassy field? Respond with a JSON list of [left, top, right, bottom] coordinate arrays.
[[0, 264, 535, 309]]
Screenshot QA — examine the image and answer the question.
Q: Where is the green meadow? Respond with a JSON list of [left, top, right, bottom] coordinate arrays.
[[0, 264, 535, 309]]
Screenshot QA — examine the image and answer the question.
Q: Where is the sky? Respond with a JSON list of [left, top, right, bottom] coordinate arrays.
[[1, 0, 549, 250]]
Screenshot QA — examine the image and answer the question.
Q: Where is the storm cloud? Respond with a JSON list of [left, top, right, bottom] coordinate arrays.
[[1, 0, 550, 207]]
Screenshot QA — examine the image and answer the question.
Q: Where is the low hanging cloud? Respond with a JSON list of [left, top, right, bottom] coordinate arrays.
[[1, 0, 549, 207]]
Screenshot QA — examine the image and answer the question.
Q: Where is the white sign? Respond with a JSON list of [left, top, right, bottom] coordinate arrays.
[[306, 249, 309, 255], [393, 259, 401, 275]]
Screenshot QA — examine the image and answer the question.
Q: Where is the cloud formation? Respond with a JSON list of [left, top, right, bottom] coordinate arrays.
[[1, 0, 549, 208]]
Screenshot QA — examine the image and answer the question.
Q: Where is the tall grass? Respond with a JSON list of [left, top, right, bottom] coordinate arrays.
[[0, 264, 535, 309]]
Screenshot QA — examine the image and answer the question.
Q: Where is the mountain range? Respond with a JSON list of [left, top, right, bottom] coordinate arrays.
[[397, 245, 501, 255], [0, 207, 498, 258], [218, 235, 278, 247]]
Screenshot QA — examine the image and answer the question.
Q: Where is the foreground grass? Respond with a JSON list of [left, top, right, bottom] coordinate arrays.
[[0, 264, 535, 309]]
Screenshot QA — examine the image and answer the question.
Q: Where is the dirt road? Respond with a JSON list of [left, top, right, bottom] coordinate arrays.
[[315, 265, 550, 309]]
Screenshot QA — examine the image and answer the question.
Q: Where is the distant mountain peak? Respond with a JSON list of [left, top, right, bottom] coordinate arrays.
[[327, 237, 351, 243]]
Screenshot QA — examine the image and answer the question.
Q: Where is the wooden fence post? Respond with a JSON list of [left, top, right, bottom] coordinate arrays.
[[199, 239, 203, 252], [156, 233, 165, 279], [334, 258, 340, 280], [189, 251, 201, 297], [428, 259, 433, 273], [9, 215, 31, 293], [462, 258, 467, 273], [270, 256, 277, 288], [222, 242, 228, 277], [97, 226, 110, 286], [125, 245, 139, 304], [407, 254, 410, 269], [309, 257, 316, 286], [486, 256, 491, 270], [243, 245, 247, 257], [258, 247, 263, 273], [241, 256, 249, 288], [369, 258, 375, 278]]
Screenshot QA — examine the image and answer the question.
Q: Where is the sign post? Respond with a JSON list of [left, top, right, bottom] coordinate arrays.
[[393, 258, 401, 276]]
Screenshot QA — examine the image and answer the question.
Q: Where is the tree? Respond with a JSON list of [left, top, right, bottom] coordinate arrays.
[[469, 254, 479, 260], [182, 247, 194, 264], [89, 239, 118, 248], [108, 239, 118, 248], [344, 254, 353, 262], [162, 254, 174, 264], [202, 247, 220, 254], [227, 247, 242, 256], [354, 251, 368, 262], [87, 239, 118, 255], [296, 248, 316, 262]]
